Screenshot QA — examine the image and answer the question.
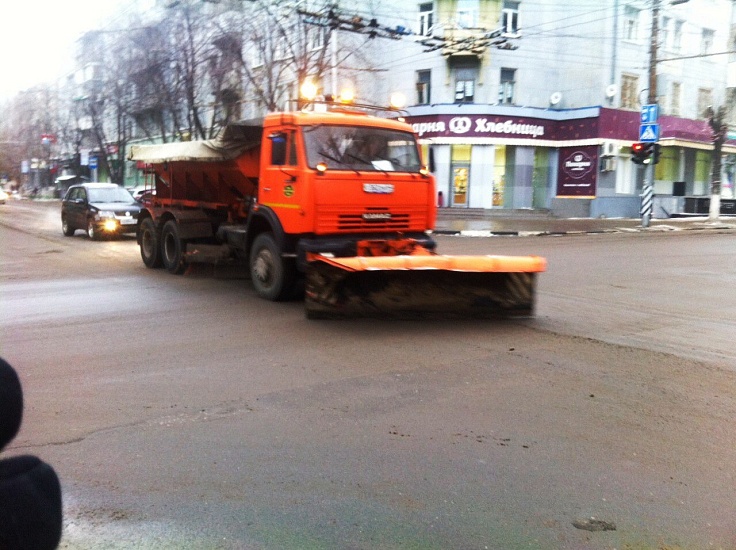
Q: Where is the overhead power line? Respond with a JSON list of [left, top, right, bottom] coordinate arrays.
[[298, 6, 519, 55]]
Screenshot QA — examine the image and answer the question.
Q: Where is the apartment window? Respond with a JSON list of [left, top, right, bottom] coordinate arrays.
[[660, 16, 670, 50], [623, 6, 640, 42], [502, 1, 520, 36], [456, 0, 479, 29], [418, 3, 434, 36], [455, 80, 474, 103], [701, 28, 714, 55], [416, 70, 431, 105], [672, 20, 684, 52], [308, 27, 325, 51], [454, 66, 476, 103], [670, 82, 681, 116], [621, 73, 639, 109], [499, 68, 516, 104], [697, 88, 713, 119], [251, 46, 264, 69]]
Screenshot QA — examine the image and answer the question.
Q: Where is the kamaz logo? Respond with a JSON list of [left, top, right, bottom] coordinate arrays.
[[363, 183, 394, 194], [362, 212, 392, 220]]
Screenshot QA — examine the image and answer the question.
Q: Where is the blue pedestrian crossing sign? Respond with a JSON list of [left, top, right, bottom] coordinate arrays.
[[639, 123, 659, 142]]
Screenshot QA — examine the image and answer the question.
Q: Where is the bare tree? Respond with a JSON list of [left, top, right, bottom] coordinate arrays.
[[0, 87, 58, 191], [226, 0, 357, 116], [707, 105, 727, 221]]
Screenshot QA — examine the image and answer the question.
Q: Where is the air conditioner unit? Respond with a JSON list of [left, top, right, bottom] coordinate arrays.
[[600, 157, 616, 172], [601, 141, 617, 157]]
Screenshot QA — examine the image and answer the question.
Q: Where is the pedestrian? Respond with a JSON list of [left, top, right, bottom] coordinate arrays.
[[0, 357, 62, 550]]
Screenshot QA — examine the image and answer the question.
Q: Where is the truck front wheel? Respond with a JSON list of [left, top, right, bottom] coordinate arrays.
[[249, 232, 295, 301], [140, 217, 162, 269], [161, 220, 187, 274]]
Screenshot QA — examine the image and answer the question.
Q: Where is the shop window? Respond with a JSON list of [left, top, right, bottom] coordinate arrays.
[[418, 3, 434, 36], [493, 147, 506, 207], [499, 68, 516, 104], [615, 158, 636, 195], [654, 146, 679, 182], [416, 70, 431, 105], [451, 145, 471, 206]]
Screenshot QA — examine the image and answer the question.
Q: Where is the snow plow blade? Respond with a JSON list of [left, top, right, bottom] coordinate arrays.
[[304, 254, 547, 319]]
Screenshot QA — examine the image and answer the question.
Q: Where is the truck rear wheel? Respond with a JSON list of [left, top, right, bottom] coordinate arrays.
[[140, 217, 162, 269], [249, 232, 295, 301], [161, 220, 187, 274]]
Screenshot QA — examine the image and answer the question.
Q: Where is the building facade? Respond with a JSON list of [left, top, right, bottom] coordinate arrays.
[[61, 0, 736, 219], [356, 0, 736, 217]]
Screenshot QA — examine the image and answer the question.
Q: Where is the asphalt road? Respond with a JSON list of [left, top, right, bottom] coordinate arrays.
[[1, 200, 735, 549]]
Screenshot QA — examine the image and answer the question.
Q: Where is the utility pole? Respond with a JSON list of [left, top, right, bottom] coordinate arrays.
[[641, 0, 660, 228]]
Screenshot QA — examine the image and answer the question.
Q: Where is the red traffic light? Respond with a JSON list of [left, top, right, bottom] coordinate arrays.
[[630, 142, 653, 164]]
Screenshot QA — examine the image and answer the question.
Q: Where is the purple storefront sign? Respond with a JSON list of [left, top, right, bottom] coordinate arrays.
[[557, 146, 598, 198], [411, 114, 554, 140]]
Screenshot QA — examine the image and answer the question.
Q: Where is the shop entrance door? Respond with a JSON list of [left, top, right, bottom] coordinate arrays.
[[450, 145, 471, 206]]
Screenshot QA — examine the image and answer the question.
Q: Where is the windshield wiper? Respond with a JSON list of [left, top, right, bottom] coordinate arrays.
[[344, 152, 389, 174], [318, 150, 360, 175]]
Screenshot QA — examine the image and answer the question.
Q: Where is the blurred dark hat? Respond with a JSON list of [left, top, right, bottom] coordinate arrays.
[[0, 358, 23, 452]]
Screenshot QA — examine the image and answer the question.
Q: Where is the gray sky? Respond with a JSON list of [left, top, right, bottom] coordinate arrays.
[[0, 0, 130, 101]]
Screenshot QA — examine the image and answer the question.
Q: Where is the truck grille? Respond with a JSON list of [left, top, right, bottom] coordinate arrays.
[[338, 210, 410, 231], [317, 207, 423, 233]]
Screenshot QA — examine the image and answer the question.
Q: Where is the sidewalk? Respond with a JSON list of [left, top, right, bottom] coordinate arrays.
[[433, 208, 736, 236]]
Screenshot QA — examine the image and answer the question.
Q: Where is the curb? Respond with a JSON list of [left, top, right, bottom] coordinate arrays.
[[432, 223, 736, 237]]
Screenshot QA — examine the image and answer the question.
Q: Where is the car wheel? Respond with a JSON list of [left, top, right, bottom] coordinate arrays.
[[62, 216, 75, 237], [249, 232, 295, 301], [161, 220, 186, 274], [87, 218, 100, 240], [139, 217, 162, 268]]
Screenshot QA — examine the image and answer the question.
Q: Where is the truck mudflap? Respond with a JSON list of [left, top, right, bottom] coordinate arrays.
[[304, 249, 547, 320]]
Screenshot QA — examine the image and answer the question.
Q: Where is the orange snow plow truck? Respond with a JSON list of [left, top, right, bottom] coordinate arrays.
[[128, 103, 546, 319]]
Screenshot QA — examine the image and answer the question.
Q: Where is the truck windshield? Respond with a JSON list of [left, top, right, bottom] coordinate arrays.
[[303, 125, 422, 173]]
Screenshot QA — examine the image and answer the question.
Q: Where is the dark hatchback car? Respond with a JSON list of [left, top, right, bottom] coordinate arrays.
[[61, 183, 142, 240]]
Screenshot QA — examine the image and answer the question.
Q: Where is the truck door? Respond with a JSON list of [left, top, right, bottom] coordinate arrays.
[[260, 130, 302, 230]]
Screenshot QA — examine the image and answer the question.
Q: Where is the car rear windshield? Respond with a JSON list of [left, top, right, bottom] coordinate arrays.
[[303, 125, 422, 173], [87, 187, 134, 203]]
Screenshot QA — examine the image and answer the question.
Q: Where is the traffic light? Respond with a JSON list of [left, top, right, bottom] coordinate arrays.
[[630, 142, 653, 165], [651, 143, 661, 165]]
